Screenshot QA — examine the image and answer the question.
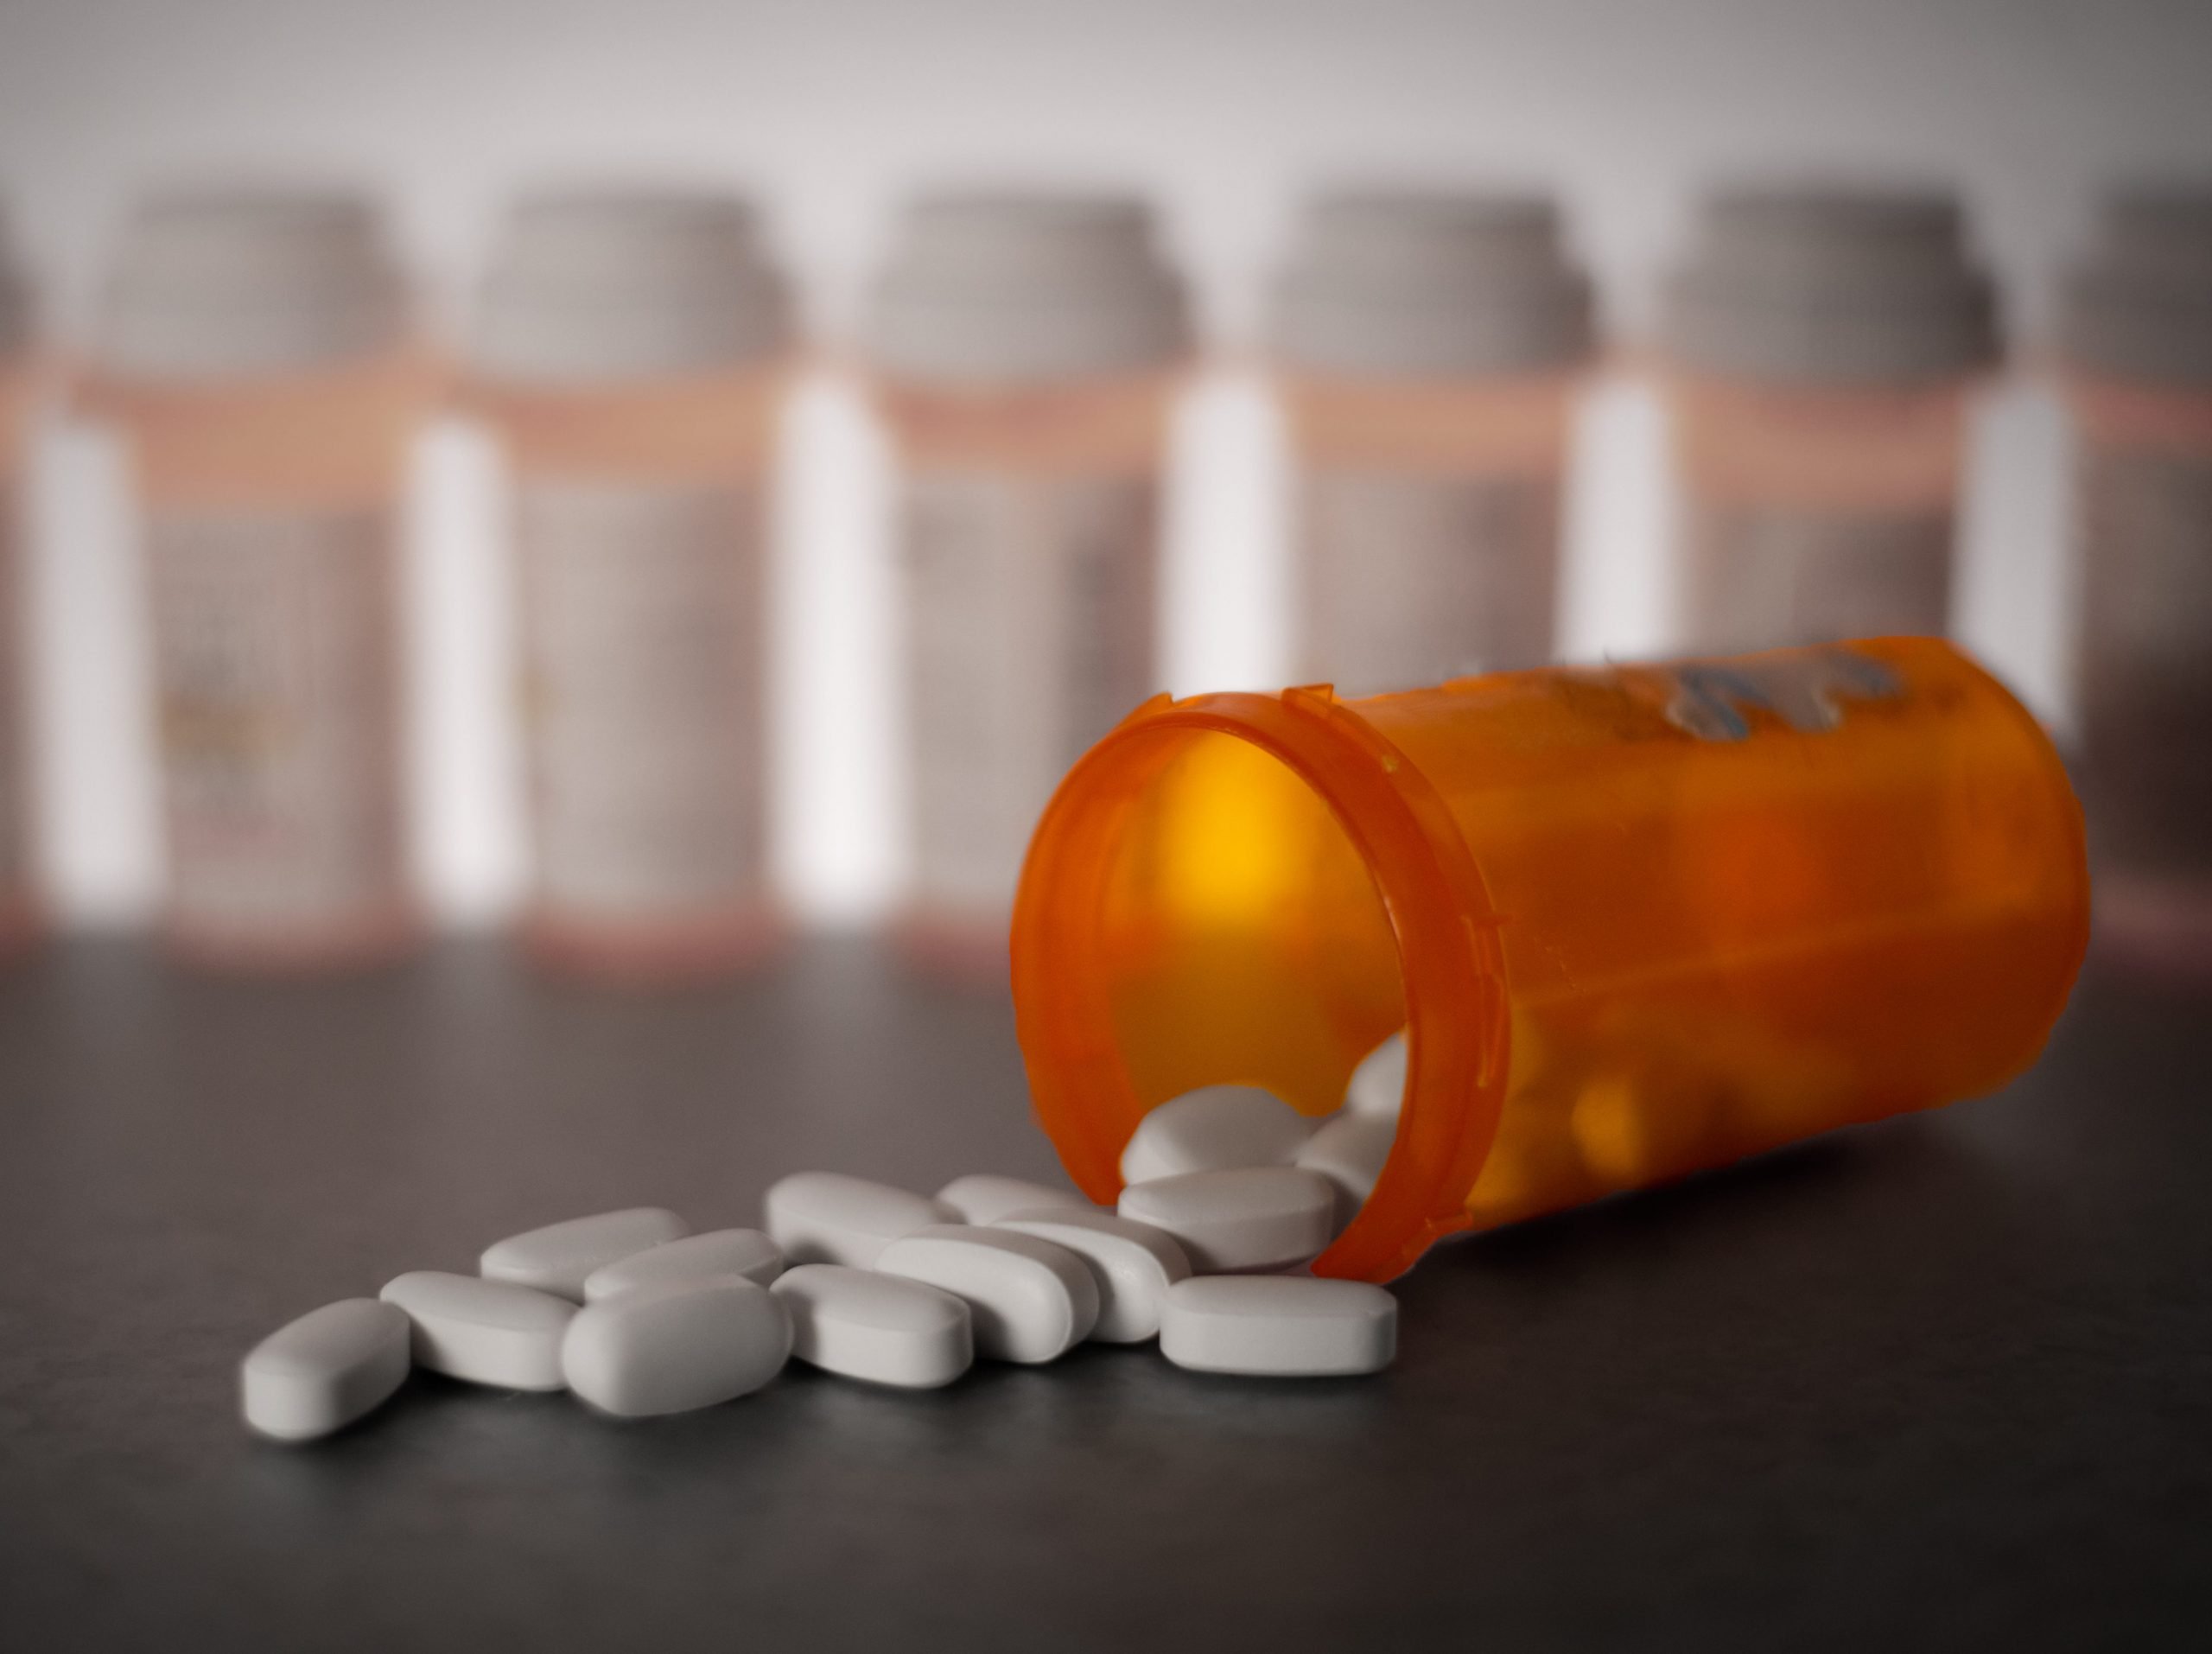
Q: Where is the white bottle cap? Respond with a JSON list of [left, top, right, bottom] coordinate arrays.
[[95, 184, 409, 380], [1661, 185, 1997, 385], [472, 187, 792, 384], [2059, 185, 2212, 390], [1269, 188, 1594, 377], [0, 206, 30, 359], [866, 191, 1190, 386]]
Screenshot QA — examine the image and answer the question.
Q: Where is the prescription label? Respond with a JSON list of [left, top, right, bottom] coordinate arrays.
[[517, 480, 767, 922], [904, 469, 1157, 919], [1301, 468, 1560, 697], [1684, 505, 1953, 652], [0, 493, 25, 899], [148, 504, 404, 932], [2075, 442, 2212, 877]]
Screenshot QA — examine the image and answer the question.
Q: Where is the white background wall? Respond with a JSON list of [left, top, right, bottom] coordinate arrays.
[[3, 0, 2209, 927]]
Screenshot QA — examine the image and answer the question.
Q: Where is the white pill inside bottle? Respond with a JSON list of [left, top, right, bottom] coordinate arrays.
[[1344, 1029, 1408, 1117], [874, 1225, 1099, 1363], [379, 1271, 577, 1391], [240, 1298, 412, 1442], [763, 1173, 956, 1269], [1296, 1112, 1398, 1233], [480, 1206, 690, 1301], [772, 1264, 974, 1389], [1118, 1084, 1318, 1185], [561, 1275, 791, 1418], [1116, 1167, 1338, 1273]]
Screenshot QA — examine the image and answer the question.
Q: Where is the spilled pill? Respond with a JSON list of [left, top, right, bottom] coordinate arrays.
[[991, 1207, 1190, 1342], [582, 1228, 784, 1300], [1344, 1029, 1408, 1117], [934, 1174, 1092, 1226], [240, 1299, 411, 1441], [1296, 1112, 1397, 1232], [763, 1172, 956, 1269], [1117, 1167, 1338, 1273], [480, 1206, 689, 1301], [379, 1271, 576, 1391], [875, 1225, 1099, 1363], [772, 1264, 973, 1389], [1159, 1275, 1396, 1377], [561, 1276, 791, 1418], [1119, 1084, 1318, 1185]]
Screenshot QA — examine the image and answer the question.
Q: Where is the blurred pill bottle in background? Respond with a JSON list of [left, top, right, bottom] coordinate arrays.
[[865, 192, 1191, 969], [1658, 187, 1998, 651], [2056, 186, 2212, 972], [79, 188, 429, 970], [0, 213, 37, 956], [467, 189, 793, 980], [1269, 189, 1595, 694]]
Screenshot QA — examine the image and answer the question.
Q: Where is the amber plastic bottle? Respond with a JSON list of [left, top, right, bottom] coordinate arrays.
[[0, 216, 36, 955], [1271, 189, 1595, 693], [468, 188, 793, 979], [1659, 188, 1998, 651], [1012, 638, 2087, 1281], [2056, 186, 2212, 974], [80, 188, 429, 970], [867, 192, 1191, 968]]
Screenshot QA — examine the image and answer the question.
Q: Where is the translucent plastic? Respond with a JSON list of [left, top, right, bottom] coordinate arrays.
[[1283, 372, 1577, 692], [81, 354, 430, 970], [2063, 377, 2212, 970], [0, 360, 35, 956], [1012, 638, 2088, 1282], [471, 368, 786, 979], [1667, 374, 1971, 651], [878, 373, 1177, 969]]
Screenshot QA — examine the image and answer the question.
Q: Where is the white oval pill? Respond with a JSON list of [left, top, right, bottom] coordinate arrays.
[[772, 1264, 973, 1389], [1160, 1275, 1396, 1377], [561, 1276, 791, 1418], [1118, 1084, 1317, 1185], [1296, 1112, 1398, 1232], [1344, 1029, 1408, 1117], [934, 1174, 1093, 1226], [240, 1298, 411, 1441], [763, 1173, 956, 1269], [379, 1271, 577, 1390], [582, 1228, 784, 1301], [1116, 1167, 1338, 1273], [874, 1225, 1100, 1364], [991, 1208, 1190, 1342], [480, 1206, 690, 1301]]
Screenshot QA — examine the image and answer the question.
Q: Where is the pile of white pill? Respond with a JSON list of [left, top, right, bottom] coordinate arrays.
[[241, 1031, 1410, 1442]]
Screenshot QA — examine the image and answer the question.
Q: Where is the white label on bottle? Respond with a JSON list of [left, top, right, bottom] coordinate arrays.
[[2081, 443, 2212, 671], [1300, 468, 1560, 697], [516, 480, 766, 922], [148, 505, 404, 933], [1684, 506, 1953, 652], [0, 489, 24, 900], [904, 470, 1157, 919]]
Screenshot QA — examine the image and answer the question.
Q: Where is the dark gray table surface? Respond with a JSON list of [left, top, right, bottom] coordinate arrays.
[[1, 934, 2206, 1652]]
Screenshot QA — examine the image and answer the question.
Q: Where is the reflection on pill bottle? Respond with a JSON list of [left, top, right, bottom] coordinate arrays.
[[1657, 187, 1999, 652], [1269, 188, 1596, 696], [0, 211, 38, 960], [2055, 186, 2212, 979], [79, 187, 433, 971], [864, 191, 1192, 974], [467, 188, 794, 982], [1012, 638, 2088, 1282]]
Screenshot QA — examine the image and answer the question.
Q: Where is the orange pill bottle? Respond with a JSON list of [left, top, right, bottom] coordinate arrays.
[[1659, 188, 1998, 651], [1012, 637, 2088, 1282], [79, 188, 430, 970], [467, 188, 793, 979]]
